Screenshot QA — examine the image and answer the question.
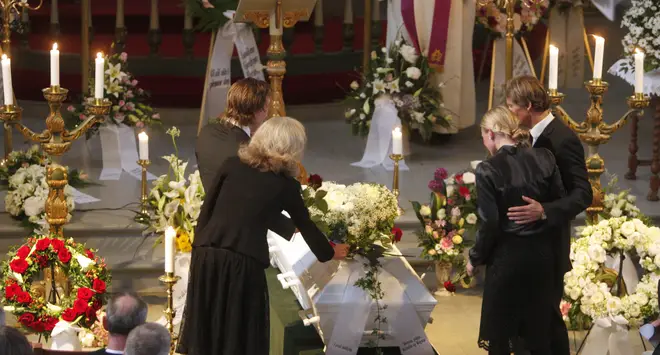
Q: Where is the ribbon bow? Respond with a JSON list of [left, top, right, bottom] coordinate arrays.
[[581, 315, 632, 355]]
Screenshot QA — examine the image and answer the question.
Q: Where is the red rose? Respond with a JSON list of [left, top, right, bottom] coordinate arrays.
[[18, 313, 35, 326], [454, 174, 464, 184], [44, 316, 59, 331], [443, 281, 456, 293], [5, 283, 21, 299], [91, 298, 102, 311], [85, 249, 95, 260], [85, 308, 97, 323], [61, 308, 78, 322], [308, 174, 323, 189], [16, 291, 32, 304], [9, 258, 29, 274], [77, 287, 94, 301], [73, 298, 89, 314], [50, 239, 65, 253], [15, 245, 30, 259], [458, 186, 470, 198], [92, 279, 107, 294], [35, 238, 50, 251], [36, 254, 48, 268], [58, 249, 72, 263], [391, 227, 403, 243], [30, 320, 45, 333]]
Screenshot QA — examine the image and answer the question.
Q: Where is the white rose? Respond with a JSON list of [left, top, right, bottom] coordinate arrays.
[[587, 245, 606, 263], [23, 196, 45, 217], [610, 207, 622, 217], [446, 185, 455, 197], [350, 81, 359, 90], [462, 172, 476, 184], [620, 221, 636, 237], [569, 288, 581, 300], [398, 44, 418, 64], [436, 209, 446, 220], [590, 291, 605, 304], [405, 66, 422, 80], [419, 205, 431, 217], [606, 297, 622, 313], [466, 213, 478, 225], [470, 160, 482, 170]]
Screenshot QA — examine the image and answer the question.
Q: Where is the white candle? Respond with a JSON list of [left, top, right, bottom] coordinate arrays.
[[94, 52, 104, 99], [593, 35, 605, 80], [50, 43, 60, 87], [164, 226, 176, 273], [634, 48, 644, 94], [392, 127, 402, 155], [269, 10, 282, 36], [138, 132, 149, 161], [548, 44, 559, 91], [1, 55, 13, 106]]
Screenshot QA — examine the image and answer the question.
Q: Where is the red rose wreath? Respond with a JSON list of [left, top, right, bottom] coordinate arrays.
[[1, 234, 111, 338]]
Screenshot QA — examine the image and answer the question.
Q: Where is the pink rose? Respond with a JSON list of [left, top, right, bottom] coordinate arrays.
[[126, 90, 134, 99], [114, 113, 125, 122], [120, 52, 128, 61], [67, 105, 75, 112], [126, 102, 135, 111], [131, 79, 138, 87], [118, 100, 125, 107], [560, 301, 571, 317], [79, 114, 86, 120], [151, 113, 160, 120], [441, 237, 453, 250], [138, 88, 144, 94], [135, 121, 144, 128]]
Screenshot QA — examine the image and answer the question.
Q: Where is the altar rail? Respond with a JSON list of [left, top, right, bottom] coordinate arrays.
[[9, 0, 386, 107]]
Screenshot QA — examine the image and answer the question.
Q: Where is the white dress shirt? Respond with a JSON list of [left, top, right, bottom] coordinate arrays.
[[105, 349, 124, 354], [529, 112, 554, 146]]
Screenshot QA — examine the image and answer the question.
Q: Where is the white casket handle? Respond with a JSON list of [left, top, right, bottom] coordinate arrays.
[[363, 330, 391, 336], [276, 272, 300, 289]]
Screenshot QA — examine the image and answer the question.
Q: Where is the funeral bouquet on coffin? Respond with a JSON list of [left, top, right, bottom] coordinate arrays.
[[344, 39, 452, 142], [64, 48, 161, 138]]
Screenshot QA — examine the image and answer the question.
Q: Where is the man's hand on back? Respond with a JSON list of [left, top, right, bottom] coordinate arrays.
[[507, 196, 545, 224]]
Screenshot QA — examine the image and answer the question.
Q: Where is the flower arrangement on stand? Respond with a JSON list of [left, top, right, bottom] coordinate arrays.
[[475, 0, 549, 36], [411, 167, 479, 294], [601, 174, 649, 223], [0, 145, 90, 188], [64, 49, 161, 138], [1, 234, 111, 339], [344, 40, 451, 142], [550, 0, 580, 14], [619, 0, 660, 74], [303, 178, 400, 349]]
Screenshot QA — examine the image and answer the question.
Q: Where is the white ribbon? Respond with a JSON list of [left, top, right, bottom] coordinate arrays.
[[580, 315, 632, 355], [351, 98, 410, 172], [490, 37, 534, 109], [157, 252, 191, 327], [608, 60, 660, 97], [98, 125, 155, 181], [604, 252, 639, 294]]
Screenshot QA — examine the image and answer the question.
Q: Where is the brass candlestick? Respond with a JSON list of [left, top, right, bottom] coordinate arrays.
[[0, 87, 111, 236], [159, 272, 181, 354], [389, 153, 404, 215], [549, 82, 650, 224], [134, 159, 151, 223]]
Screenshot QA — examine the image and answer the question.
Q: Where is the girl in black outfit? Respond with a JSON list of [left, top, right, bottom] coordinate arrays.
[[178, 116, 349, 355], [467, 107, 566, 355]]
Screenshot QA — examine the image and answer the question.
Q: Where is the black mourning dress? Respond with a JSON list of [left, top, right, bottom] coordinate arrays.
[[469, 145, 566, 355], [177, 157, 335, 355]]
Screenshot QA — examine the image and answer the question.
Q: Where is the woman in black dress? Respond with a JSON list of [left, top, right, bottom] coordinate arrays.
[[467, 106, 566, 355], [178, 116, 349, 355]]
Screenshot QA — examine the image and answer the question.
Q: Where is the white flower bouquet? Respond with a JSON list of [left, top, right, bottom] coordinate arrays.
[[344, 40, 451, 142], [142, 127, 204, 253], [0, 145, 91, 188], [65, 47, 161, 138], [4, 164, 75, 234], [601, 175, 648, 223], [619, 0, 660, 73]]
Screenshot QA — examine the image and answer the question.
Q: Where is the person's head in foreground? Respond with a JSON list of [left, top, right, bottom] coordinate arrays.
[[480, 106, 531, 156], [104, 292, 148, 350], [223, 77, 271, 132], [238, 116, 306, 177], [0, 326, 33, 355], [504, 75, 551, 128], [124, 323, 171, 355]]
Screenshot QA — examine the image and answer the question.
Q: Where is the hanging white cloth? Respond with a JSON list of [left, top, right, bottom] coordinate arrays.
[[591, 0, 624, 22], [351, 98, 409, 172]]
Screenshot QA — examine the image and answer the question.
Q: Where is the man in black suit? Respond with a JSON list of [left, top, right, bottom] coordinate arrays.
[[90, 292, 148, 355], [196, 78, 295, 239], [505, 76, 592, 355]]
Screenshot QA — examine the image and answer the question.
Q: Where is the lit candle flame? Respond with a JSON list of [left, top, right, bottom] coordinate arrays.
[[96, 52, 103, 59], [635, 48, 643, 54], [1, 54, 7, 61], [592, 34, 604, 41], [52, 43, 58, 51], [393, 126, 401, 134]]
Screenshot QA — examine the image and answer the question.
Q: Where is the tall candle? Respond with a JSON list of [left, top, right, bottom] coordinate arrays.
[[94, 52, 104, 99], [634, 49, 644, 94], [593, 35, 605, 80], [392, 127, 402, 155], [269, 10, 282, 35], [50, 43, 60, 87], [138, 132, 149, 161], [1, 55, 13, 106], [164, 226, 176, 273], [548, 45, 559, 91]]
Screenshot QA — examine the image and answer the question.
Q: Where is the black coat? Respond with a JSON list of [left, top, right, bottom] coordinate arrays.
[[195, 122, 295, 239]]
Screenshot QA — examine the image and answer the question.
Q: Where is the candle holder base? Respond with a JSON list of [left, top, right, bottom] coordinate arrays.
[[0, 105, 23, 123], [160, 271, 181, 353], [135, 159, 151, 223]]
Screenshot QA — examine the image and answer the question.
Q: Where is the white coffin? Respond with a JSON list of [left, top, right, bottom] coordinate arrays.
[[267, 227, 437, 348]]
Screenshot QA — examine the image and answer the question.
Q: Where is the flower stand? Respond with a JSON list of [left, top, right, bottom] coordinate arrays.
[[433, 261, 453, 297]]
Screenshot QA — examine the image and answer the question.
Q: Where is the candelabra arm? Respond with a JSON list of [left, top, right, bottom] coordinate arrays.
[[62, 115, 104, 142], [16, 0, 44, 11], [554, 105, 588, 134], [599, 109, 641, 135], [12, 122, 51, 143]]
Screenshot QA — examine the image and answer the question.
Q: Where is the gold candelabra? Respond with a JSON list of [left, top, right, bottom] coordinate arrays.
[[389, 153, 404, 215], [134, 159, 151, 223], [0, 88, 111, 236], [159, 272, 181, 355], [549, 81, 650, 224]]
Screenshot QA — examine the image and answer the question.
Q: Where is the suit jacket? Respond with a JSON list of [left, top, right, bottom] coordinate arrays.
[[88, 349, 116, 355], [469, 145, 566, 266], [533, 117, 592, 274], [195, 156, 335, 266], [195, 122, 296, 239]]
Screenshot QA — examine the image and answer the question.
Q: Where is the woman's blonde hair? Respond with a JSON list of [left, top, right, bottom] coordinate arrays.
[[481, 106, 531, 147], [238, 116, 306, 176]]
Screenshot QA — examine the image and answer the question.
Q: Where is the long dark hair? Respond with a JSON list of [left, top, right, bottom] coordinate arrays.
[[0, 326, 33, 355]]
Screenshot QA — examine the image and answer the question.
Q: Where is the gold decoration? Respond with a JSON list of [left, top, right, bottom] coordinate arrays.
[[389, 154, 404, 215], [159, 272, 181, 355], [0, 86, 111, 236], [241, 10, 270, 28], [135, 159, 151, 224], [283, 9, 310, 28], [430, 49, 443, 64], [549, 82, 651, 223]]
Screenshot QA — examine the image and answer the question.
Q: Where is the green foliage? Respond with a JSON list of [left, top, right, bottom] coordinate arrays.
[[184, 0, 240, 32]]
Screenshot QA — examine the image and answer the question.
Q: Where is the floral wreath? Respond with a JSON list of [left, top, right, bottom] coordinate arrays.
[[476, 0, 549, 36], [1, 234, 111, 338], [562, 217, 660, 329]]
